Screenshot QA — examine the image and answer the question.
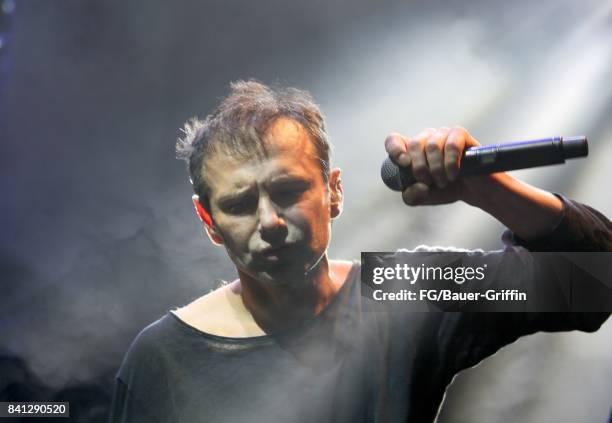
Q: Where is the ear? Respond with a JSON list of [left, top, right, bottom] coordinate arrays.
[[192, 195, 224, 246], [328, 168, 343, 219]]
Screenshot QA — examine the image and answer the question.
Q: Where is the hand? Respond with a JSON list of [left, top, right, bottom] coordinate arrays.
[[384, 127, 482, 206], [385, 126, 564, 240]]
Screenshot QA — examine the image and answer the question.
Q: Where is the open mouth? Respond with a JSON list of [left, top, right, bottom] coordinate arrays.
[[254, 244, 296, 266], [261, 244, 289, 257]]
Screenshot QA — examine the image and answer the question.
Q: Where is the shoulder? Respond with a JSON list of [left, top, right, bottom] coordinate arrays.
[[127, 315, 174, 355], [117, 315, 176, 384]]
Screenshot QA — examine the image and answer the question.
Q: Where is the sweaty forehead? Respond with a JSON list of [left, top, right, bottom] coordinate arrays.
[[203, 117, 321, 195], [262, 117, 316, 155]]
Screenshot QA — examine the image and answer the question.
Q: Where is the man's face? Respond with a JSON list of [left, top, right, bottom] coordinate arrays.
[[203, 117, 341, 283]]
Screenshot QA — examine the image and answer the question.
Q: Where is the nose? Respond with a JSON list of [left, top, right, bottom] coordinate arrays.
[[258, 196, 288, 244]]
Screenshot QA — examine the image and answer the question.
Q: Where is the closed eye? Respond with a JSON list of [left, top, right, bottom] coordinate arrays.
[[219, 195, 257, 215], [270, 182, 310, 207]]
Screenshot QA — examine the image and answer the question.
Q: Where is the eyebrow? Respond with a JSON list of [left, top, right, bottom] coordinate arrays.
[[267, 174, 312, 186], [216, 186, 256, 205]]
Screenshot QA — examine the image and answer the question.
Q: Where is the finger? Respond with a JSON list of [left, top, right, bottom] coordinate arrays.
[[457, 126, 481, 148], [403, 182, 462, 206], [384, 133, 411, 167], [444, 127, 467, 182], [407, 129, 435, 186], [419, 183, 461, 205], [402, 182, 430, 206], [425, 128, 450, 188]]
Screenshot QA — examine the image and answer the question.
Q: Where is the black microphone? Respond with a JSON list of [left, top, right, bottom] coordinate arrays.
[[381, 135, 588, 192]]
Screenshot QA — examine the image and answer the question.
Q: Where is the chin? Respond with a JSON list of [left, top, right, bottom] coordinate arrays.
[[259, 266, 308, 285], [236, 249, 323, 284]]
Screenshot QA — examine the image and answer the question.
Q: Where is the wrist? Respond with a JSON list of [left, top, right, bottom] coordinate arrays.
[[459, 173, 508, 210]]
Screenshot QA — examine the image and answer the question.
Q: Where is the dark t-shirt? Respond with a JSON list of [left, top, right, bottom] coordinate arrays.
[[109, 198, 611, 423]]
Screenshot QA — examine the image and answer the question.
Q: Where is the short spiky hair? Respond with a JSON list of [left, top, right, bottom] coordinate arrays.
[[176, 80, 331, 210]]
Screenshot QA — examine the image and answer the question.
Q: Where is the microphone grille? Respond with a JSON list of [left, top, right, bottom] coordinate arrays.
[[381, 157, 402, 191]]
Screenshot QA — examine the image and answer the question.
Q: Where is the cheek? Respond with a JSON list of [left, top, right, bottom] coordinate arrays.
[[287, 202, 331, 242], [216, 218, 255, 251]]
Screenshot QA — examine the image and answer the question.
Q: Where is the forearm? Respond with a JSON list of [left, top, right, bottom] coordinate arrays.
[[462, 172, 564, 242]]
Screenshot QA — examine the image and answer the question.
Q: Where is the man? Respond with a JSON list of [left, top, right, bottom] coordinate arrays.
[[110, 80, 610, 422]]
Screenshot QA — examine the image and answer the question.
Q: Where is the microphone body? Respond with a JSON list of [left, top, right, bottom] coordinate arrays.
[[381, 136, 588, 192]]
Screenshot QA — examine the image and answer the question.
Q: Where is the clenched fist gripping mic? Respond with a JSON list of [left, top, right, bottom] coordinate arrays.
[[381, 136, 588, 192]]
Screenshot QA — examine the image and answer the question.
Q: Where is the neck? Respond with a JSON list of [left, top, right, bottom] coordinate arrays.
[[237, 255, 342, 334]]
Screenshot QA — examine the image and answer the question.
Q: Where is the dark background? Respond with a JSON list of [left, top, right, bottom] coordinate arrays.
[[1, 1, 611, 422]]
